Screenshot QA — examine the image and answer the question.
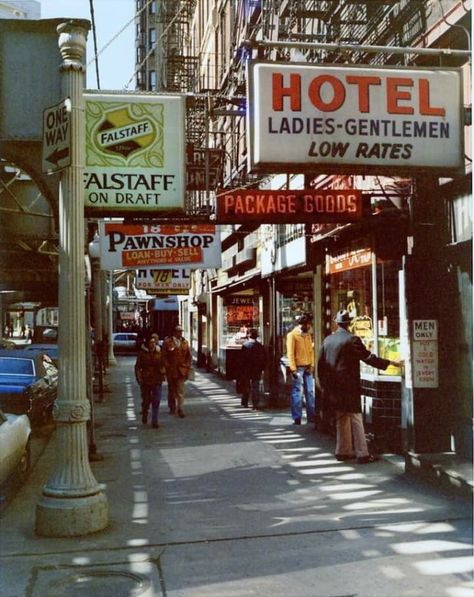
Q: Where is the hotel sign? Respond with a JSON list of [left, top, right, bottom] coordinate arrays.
[[135, 269, 191, 294], [216, 189, 363, 223], [84, 93, 185, 215], [247, 62, 463, 174], [99, 222, 221, 270]]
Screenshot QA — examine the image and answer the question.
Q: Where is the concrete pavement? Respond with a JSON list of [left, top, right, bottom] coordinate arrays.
[[0, 358, 472, 597]]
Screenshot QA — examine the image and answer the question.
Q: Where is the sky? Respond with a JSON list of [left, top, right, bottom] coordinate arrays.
[[39, 0, 135, 90]]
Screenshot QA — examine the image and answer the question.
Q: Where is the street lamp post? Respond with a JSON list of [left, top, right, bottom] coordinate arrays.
[[89, 234, 105, 400], [107, 271, 117, 366], [35, 20, 108, 537]]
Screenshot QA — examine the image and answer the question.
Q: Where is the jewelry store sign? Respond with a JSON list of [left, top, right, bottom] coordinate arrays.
[[248, 62, 463, 174], [84, 93, 185, 215], [99, 222, 221, 270], [412, 319, 438, 388]]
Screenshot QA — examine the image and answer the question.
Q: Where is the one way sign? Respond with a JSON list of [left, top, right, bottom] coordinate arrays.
[[42, 98, 71, 173]]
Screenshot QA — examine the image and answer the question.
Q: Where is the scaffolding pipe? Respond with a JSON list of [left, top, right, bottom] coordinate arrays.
[[247, 39, 471, 59]]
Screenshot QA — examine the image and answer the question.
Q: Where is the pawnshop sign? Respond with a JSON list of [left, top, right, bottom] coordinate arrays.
[[216, 189, 363, 223], [247, 62, 464, 174], [99, 222, 221, 270], [84, 93, 185, 216]]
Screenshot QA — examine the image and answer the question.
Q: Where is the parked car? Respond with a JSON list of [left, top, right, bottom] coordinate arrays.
[[112, 332, 138, 354], [24, 344, 59, 367], [32, 325, 58, 344], [0, 349, 59, 425], [0, 408, 31, 486]]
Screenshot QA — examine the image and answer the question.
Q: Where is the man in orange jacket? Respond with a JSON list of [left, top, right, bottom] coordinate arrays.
[[286, 314, 315, 425]]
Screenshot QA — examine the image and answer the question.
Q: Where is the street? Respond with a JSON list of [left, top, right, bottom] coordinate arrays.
[[0, 357, 472, 597]]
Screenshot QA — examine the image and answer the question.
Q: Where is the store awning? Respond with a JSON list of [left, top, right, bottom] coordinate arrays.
[[212, 270, 262, 295]]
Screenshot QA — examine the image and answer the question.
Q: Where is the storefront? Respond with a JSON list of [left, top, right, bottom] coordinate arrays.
[[320, 237, 404, 451], [218, 292, 261, 379]]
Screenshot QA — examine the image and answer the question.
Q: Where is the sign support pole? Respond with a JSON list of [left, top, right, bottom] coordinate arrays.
[[402, 174, 452, 456], [36, 20, 108, 537]]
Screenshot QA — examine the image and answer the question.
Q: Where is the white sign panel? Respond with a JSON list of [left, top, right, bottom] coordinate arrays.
[[248, 62, 463, 174], [84, 93, 185, 213], [99, 222, 221, 270], [42, 98, 71, 173], [135, 268, 191, 294], [412, 319, 438, 388]]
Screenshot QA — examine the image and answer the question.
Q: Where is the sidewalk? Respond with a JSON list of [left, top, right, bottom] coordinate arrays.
[[0, 359, 472, 597]]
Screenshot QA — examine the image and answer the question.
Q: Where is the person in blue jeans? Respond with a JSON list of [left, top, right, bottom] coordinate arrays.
[[286, 314, 315, 425], [135, 335, 165, 429]]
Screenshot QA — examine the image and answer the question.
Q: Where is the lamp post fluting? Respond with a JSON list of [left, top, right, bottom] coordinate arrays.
[[107, 272, 117, 366], [35, 20, 108, 537]]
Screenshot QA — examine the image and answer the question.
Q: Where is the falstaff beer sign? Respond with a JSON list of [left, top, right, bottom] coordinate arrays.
[[247, 62, 463, 174], [84, 93, 185, 214], [216, 189, 363, 224], [99, 222, 221, 270]]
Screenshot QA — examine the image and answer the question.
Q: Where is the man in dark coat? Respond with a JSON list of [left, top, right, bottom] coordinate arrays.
[[240, 329, 267, 409], [317, 309, 402, 464]]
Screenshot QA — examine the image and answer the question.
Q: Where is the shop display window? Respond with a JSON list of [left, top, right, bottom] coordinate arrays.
[[376, 261, 402, 376], [327, 246, 401, 378], [278, 279, 313, 357], [222, 295, 258, 346]]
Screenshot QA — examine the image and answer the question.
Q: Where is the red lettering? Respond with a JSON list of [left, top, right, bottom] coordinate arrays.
[[419, 78, 445, 116], [224, 194, 235, 214], [308, 75, 345, 112], [272, 73, 301, 111], [345, 75, 381, 113], [387, 77, 414, 114]]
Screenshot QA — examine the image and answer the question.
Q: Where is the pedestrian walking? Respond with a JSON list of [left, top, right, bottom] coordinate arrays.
[[240, 329, 267, 409], [134, 335, 165, 429], [317, 309, 402, 464], [286, 314, 316, 425], [163, 325, 192, 418]]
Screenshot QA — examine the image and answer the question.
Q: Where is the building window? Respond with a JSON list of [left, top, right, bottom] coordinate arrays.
[[149, 28, 156, 48], [149, 70, 157, 91], [149, 0, 156, 14]]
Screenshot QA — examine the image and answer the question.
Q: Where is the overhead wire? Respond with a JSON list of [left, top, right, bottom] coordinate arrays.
[[86, 0, 156, 82], [88, 0, 100, 89], [124, 2, 189, 90]]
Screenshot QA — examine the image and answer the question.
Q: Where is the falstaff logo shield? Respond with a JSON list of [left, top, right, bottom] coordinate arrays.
[[90, 102, 161, 163]]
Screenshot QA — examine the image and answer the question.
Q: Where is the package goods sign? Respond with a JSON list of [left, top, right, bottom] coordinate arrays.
[[216, 189, 363, 223], [412, 319, 438, 388], [99, 222, 221, 270], [135, 268, 191, 294], [248, 62, 463, 174], [84, 93, 185, 214]]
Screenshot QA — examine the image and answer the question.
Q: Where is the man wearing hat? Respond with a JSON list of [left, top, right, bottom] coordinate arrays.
[[317, 309, 402, 464], [286, 314, 316, 425]]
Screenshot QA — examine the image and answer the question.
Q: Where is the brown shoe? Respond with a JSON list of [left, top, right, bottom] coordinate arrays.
[[336, 454, 354, 462], [357, 454, 379, 464], [177, 410, 185, 418]]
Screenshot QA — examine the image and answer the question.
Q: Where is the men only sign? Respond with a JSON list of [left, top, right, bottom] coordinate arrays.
[[98, 222, 221, 270]]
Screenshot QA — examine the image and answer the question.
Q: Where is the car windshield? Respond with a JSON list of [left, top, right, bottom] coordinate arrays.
[[0, 357, 35, 375]]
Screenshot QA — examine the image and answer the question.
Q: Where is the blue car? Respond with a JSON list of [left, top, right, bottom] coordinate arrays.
[[24, 344, 59, 367], [0, 350, 59, 426]]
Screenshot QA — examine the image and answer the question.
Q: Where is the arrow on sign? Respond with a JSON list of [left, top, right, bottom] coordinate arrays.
[[46, 147, 70, 166]]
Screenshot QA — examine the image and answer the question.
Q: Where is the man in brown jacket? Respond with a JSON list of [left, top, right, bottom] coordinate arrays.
[[135, 335, 166, 429], [163, 325, 192, 418]]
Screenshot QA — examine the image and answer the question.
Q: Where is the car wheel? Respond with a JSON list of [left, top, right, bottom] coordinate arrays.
[[17, 440, 31, 480]]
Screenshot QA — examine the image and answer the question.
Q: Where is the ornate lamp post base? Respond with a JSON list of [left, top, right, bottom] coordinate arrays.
[[36, 492, 108, 537]]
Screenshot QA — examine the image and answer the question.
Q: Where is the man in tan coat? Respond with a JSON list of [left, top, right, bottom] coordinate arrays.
[[163, 324, 192, 418]]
